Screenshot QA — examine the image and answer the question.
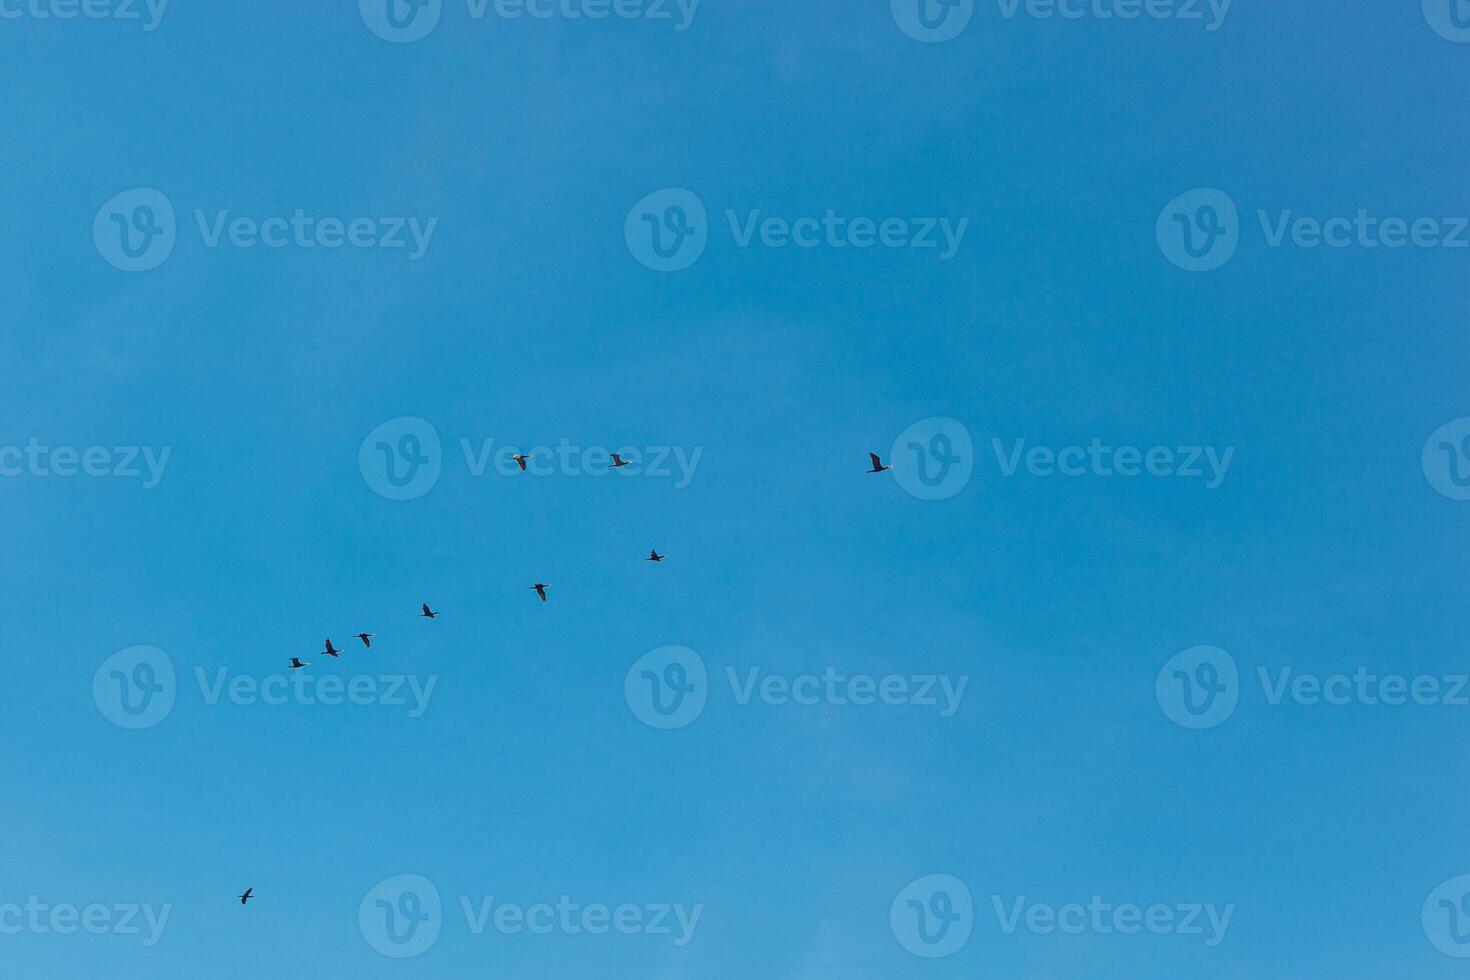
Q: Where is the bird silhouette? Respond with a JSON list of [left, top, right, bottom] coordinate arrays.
[[420, 603, 438, 619], [530, 583, 551, 602], [288, 658, 308, 670], [647, 549, 665, 563], [511, 453, 530, 471], [609, 453, 632, 469], [239, 888, 253, 906], [356, 632, 374, 648], [867, 452, 893, 474], [321, 638, 341, 658]]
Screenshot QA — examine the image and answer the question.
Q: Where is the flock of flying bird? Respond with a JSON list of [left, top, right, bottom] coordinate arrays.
[[236, 451, 895, 906], [281, 555, 671, 672]]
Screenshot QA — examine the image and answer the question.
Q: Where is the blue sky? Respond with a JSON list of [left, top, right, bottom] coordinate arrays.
[[2, 1, 1469, 976]]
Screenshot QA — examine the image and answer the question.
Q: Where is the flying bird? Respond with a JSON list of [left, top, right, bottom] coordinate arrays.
[[609, 453, 632, 469], [356, 632, 374, 648], [239, 888, 253, 906], [647, 550, 665, 563], [530, 583, 551, 602], [867, 452, 893, 474], [420, 603, 438, 619], [288, 658, 308, 670], [511, 453, 530, 471], [321, 638, 341, 658]]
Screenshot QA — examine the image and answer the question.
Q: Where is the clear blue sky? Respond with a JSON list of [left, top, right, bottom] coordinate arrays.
[[2, 1, 1468, 977]]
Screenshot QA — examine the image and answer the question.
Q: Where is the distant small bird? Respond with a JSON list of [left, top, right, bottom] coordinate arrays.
[[610, 454, 631, 469], [239, 888, 253, 906], [530, 583, 551, 602], [288, 658, 308, 670], [420, 603, 438, 619], [511, 453, 530, 471], [321, 638, 341, 658], [867, 452, 893, 474], [647, 550, 665, 563], [356, 632, 374, 648]]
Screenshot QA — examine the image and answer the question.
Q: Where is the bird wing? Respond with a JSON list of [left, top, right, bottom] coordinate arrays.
[[869, 452, 883, 469], [422, 603, 431, 615]]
